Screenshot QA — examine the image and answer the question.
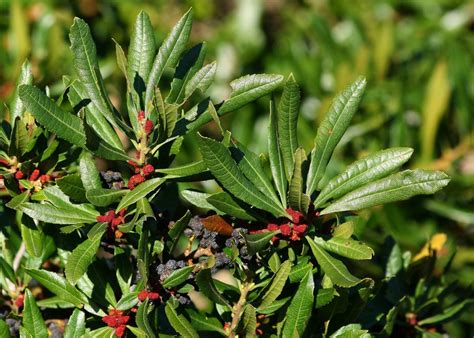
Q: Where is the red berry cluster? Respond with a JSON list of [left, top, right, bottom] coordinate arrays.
[[137, 289, 160, 302], [102, 309, 129, 337], [127, 161, 154, 190], [96, 209, 126, 238], [16, 169, 51, 191], [267, 208, 308, 242], [137, 110, 154, 136]]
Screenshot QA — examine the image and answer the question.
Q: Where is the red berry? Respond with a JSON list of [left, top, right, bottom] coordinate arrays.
[[39, 174, 50, 184], [293, 224, 308, 234], [144, 119, 154, 135], [280, 224, 292, 236], [15, 171, 24, 179], [111, 218, 122, 227], [119, 208, 126, 217], [142, 164, 154, 176], [138, 110, 146, 121], [15, 294, 24, 308], [127, 160, 139, 167], [267, 223, 279, 231], [29, 169, 40, 181], [148, 292, 159, 300], [115, 325, 126, 337], [138, 290, 148, 302], [286, 208, 303, 224]]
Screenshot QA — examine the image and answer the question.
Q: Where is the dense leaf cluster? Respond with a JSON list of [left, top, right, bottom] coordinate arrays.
[[0, 9, 471, 338]]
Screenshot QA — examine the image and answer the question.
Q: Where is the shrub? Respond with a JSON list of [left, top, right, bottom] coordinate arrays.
[[0, 9, 471, 338]]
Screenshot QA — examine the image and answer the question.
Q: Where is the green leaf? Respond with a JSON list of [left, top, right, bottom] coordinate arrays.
[[244, 231, 279, 257], [315, 288, 337, 308], [157, 160, 207, 177], [25, 269, 88, 307], [165, 301, 199, 338], [321, 170, 451, 215], [11, 59, 33, 123], [260, 260, 291, 308], [86, 188, 127, 207], [57, 174, 87, 203], [187, 310, 226, 335], [329, 324, 370, 338], [22, 289, 48, 338], [314, 148, 413, 207], [128, 11, 156, 88], [20, 202, 99, 225], [282, 271, 314, 337], [183, 61, 216, 102], [117, 177, 166, 211], [231, 142, 282, 208], [206, 191, 256, 221], [116, 291, 139, 311], [65, 77, 123, 150], [69, 18, 119, 131], [278, 74, 300, 179], [332, 221, 354, 239], [268, 99, 287, 208], [289, 258, 313, 284], [306, 77, 366, 196], [0, 319, 11, 338], [418, 299, 474, 326], [19, 85, 86, 147], [185, 74, 285, 132], [64, 309, 86, 338], [167, 43, 207, 104], [257, 297, 291, 315], [162, 266, 193, 288], [136, 299, 156, 338], [306, 236, 361, 288], [20, 223, 44, 258], [145, 9, 193, 105], [181, 190, 219, 212], [9, 118, 29, 157], [79, 152, 102, 191], [241, 305, 257, 337], [195, 269, 231, 308], [198, 135, 286, 217], [311, 236, 374, 260], [288, 147, 310, 213], [0, 256, 16, 284], [65, 228, 105, 285]]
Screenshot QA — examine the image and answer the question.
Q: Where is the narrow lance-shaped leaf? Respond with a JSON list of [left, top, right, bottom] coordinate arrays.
[[230, 142, 282, 208], [184, 74, 285, 132], [11, 59, 32, 123], [22, 289, 48, 338], [19, 85, 86, 147], [321, 169, 450, 215], [282, 271, 314, 337], [195, 269, 231, 308], [268, 99, 287, 208], [117, 177, 166, 211], [278, 74, 300, 179], [65, 77, 123, 150], [311, 236, 374, 260], [65, 227, 105, 285], [206, 191, 256, 221], [165, 301, 199, 338], [128, 11, 156, 88], [86, 188, 127, 207], [69, 18, 120, 131], [20, 223, 43, 258], [145, 9, 193, 105], [79, 152, 101, 191], [260, 260, 291, 308], [183, 61, 216, 102], [162, 266, 193, 289], [25, 269, 88, 307], [20, 202, 99, 225], [136, 299, 156, 338], [306, 76, 366, 196], [167, 43, 207, 104], [289, 147, 310, 213], [198, 135, 287, 217], [314, 147, 413, 207], [306, 236, 361, 288], [63, 309, 86, 338]]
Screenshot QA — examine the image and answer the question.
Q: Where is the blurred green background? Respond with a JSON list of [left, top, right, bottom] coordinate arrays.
[[1, 0, 473, 333]]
